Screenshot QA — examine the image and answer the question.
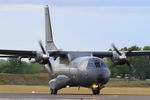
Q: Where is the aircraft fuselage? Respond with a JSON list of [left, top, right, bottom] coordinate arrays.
[[45, 56, 110, 90]]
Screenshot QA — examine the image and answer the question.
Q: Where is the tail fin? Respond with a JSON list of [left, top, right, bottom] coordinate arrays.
[[45, 5, 57, 50]]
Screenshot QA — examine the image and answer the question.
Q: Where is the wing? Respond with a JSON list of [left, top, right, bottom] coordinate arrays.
[[49, 50, 150, 58], [125, 51, 150, 56], [0, 49, 150, 59], [92, 51, 150, 58], [0, 49, 37, 58]]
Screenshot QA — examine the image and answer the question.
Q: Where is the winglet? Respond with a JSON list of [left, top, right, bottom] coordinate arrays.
[[45, 5, 57, 50]]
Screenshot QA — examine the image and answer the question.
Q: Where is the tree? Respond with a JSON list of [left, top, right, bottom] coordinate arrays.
[[143, 46, 150, 50], [1, 58, 44, 74], [3, 58, 23, 74], [128, 46, 141, 51]]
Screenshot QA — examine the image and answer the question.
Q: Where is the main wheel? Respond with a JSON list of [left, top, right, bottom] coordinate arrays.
[[92, 89, 100, 95], [51, 89, 57, 94]]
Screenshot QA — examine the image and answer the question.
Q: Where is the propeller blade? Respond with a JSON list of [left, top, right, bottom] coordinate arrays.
[[39, 41, 46, 54], [111, 44, 122, 56], [47, 59, 53, 72], [125, 60, 136, 73]]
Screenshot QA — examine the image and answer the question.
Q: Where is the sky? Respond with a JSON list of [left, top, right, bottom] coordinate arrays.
[[0, 0, 150, 51]]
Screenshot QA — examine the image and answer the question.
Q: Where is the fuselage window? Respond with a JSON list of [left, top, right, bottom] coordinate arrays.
[[94, 62, 101, 68]]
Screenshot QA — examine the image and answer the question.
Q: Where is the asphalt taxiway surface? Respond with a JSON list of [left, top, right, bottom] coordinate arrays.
[[0, 93, 150, 100]]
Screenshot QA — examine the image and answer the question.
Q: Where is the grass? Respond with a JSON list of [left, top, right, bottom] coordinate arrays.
[[1, 73, 150, 87], [0, 85, 150, 95], [1, 73, 150, 94], [0, 73, 49, 85], [106, 78, 150, 87]]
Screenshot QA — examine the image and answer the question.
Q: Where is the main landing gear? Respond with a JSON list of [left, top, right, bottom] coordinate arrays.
[[50, 89, 58, 94]]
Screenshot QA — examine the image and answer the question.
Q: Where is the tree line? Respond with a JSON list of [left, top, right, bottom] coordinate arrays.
[[0, 58, 44, 74]]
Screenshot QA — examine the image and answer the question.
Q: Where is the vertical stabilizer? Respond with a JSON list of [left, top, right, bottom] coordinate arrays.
[[45, 5, 57, 50]]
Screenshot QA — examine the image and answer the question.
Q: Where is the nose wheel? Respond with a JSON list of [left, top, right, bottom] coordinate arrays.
[[91, 84, 104, 95], [92, 88, 100, 95], [50, 89, 58, 94]]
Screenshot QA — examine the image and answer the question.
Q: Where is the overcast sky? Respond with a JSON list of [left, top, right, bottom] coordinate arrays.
[[0, 0, 150, 51]]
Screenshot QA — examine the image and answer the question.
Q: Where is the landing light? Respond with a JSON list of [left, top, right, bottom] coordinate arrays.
[[66, 85, 70, 88], [32, 91, 35, 94], [92, 84, 99, 89]]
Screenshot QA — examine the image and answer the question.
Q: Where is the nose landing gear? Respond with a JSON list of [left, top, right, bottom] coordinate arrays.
[[91, 84, 104, 95], [92, 88, 100, 95]]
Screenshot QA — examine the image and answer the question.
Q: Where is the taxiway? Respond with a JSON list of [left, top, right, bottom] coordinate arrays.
[[0, 93, 150, 100]]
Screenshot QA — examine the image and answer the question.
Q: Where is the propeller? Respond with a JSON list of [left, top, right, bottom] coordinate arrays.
[[38, 41, 53, 72], [111, 44, 135, 72], [29, 41, 53, 72]]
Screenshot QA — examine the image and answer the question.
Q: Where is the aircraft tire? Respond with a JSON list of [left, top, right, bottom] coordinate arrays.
[[50, 89, 57, 94], [92, 89, 100, 95]]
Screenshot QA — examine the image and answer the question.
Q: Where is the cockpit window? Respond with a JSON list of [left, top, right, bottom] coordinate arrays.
[[94, 61, 101, 68], [101, 62, 106, 67], [88, 63, 95, 67]]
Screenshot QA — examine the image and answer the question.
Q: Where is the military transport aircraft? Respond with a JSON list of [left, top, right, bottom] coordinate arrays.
[[0, 5, 150, 95]]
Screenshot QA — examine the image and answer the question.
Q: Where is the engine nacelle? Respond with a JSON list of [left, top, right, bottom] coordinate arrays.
[[49, 75, 70, 90], [112, 51, 127, 65]]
